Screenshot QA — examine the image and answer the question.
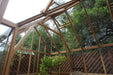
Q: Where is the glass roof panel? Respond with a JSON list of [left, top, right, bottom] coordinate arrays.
[[3, 0, 50, 23], [3, 0, 71, 23]]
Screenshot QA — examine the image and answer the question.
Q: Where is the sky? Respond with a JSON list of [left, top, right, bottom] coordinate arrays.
[[0, 0, 51, 51], [1, 0, 71, 35], [3, 0, 50, 23], [0, 0, 50, 35], [0, 0, 71, 51]]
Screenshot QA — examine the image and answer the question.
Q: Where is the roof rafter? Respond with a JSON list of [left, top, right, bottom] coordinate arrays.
[[17, 0, 82, 26]]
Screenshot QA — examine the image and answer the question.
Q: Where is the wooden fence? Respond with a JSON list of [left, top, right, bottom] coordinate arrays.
[[60, 48, 113, 74], [10, 48, 113, 75]]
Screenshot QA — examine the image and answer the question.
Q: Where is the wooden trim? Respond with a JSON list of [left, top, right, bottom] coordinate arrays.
[[34, 27, 51, 54], [48, 8, 65, 17], [20, 48, 50, 55], [18, 26, 29, 34], [0, 0, 9, 23], [39, 23, 61, 36], [27, 52, 32, 75], [19, 21, 37, 30], [4, 27, 18, 75], [82, 3, 107, 75], [17, 0, 81, 26], [18, 16, 50, 33], [36, 37, 41, 73], [19, 73, 37, 75], [44, 46, 47, 56], [30, 30, 34, 50], [38, 37, 41, 52], [54, 2, 60, 6], [60, 22, 71, 27], [53, 18, 73, 72], [16, 53, 22, 75], [51, 43, 113, 55], [14, 26, 34, 54], [53, 18, 70, 52], [60, 24, 71, 29], [42, 16, 51, 23], [107, 0, 113, 21], [51, 72, 113, 75], [66, 0, 80, 10], [66, 11, 88, 74], [51, 72, 70, 74], [18, 73, 113, 75], [43, 0, 54, 13], [45, 27, 60, 53], [1, 19, 17, 28]]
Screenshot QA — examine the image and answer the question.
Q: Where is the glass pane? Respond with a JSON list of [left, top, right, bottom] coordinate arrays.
[[4, 0, 50, 23], [0, 24, 12, 75]]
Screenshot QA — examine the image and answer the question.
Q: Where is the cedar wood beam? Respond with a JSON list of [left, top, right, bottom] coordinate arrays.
[[17, 0, 81, 26], [65, 11, 88, 74], [0, 0, 9, 23], [1, 19, 17, 28], [107, 0, 113, 21], [51, 43, 113, 55], [82, 3, 107, 75], [34, 27, 51, 54]]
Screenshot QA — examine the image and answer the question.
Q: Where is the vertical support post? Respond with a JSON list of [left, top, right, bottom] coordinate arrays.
[[53, 19, 70, 53], [16, 36, 26, 75], [16, 53, 22, 75], [1, 31, 11, 75], [27, 29, 34, 74], [0, 0, 9, 23], [43, 0, 53, 13], [34, 27, 51, 54], [107, 0, 113, 21], [14, 26, 34, 55], [27, 52, 32, 75], [30, 29, 35, 50], [45, 27, 60, 53], [44, 46, 46, 56], [65, 11, 88, 75], [4, 27, 18, 75], [82, 3, 107, 75], [53, 18, 73, 72], [30, 29, 35, 73], [36, 37, 41, 73]]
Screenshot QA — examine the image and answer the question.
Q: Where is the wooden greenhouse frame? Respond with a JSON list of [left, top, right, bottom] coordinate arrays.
[[0, 0, 113, 75]]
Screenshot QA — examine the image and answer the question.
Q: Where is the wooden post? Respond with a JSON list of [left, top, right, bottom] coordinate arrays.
[[36, 37, 41, 74], [30, 29, 37, 73], [51, 43, 113, 55], [30, 29, 35, 50], [45, 27, 60, 53], [1, 19, 17, 28], [34, 27, 51, 54], [27, 52, 32, 75], [40, 23, 61, 36], [16, 53, 22, 75], [16, 36, 26, 75], [1, 32, 10, 75], [43, 0, 53, 13], [82, 3, 107, 75], [53, 19, 70, 53], [44, 46, 47, 56], [53, 18, 73, 72], [107, 0, 113, 21], [4, 27, 18, 75], [0, 0, 9, 23], [65, 11, 88, 75], [14, 26, 34, 55]]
